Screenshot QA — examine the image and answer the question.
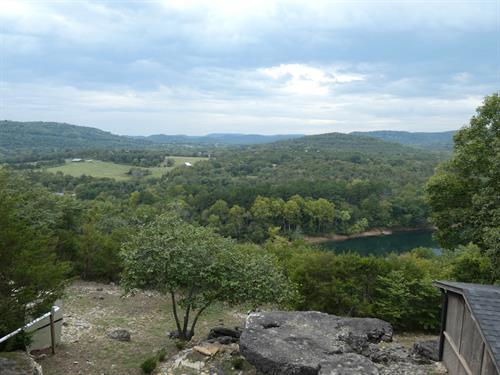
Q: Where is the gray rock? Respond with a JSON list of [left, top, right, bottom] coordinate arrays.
[[108, 329, 131, 342], [319, 354, 379, 375], [369, 344, 409, 364], [0, 352, 43, 375], [240, 311, 393, 375], [207, 326, 241, 339], [217, 336, 234, 345], [411, 340, 439, 363]]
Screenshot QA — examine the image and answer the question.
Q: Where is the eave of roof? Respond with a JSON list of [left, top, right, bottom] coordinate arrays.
[[434, 280, 500, 373]]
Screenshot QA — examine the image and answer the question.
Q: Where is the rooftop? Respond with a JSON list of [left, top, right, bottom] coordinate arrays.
[[434, 281, 500, 373]]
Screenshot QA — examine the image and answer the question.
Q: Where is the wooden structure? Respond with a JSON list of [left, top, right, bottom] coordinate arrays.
[[434, 281, 500, 375], [0, 304, 62, 353]]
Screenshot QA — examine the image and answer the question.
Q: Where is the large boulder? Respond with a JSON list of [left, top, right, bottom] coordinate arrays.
[[240, 311, 393, 375]]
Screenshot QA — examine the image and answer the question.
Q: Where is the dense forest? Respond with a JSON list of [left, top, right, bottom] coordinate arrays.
[[351, 130, 456, 151], [154, 132, 445, 241], [1, 122, 450, 242], [1, 94, 498, 351]]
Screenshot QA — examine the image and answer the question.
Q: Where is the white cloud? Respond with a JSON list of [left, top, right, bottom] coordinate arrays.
[[259, 64, 364, 96]]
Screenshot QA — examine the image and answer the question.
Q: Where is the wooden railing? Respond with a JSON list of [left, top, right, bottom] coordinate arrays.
[[0, 306, 60, 354]]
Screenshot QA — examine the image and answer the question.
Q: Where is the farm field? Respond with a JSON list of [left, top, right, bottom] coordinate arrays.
[[46, 156, 206, 180]]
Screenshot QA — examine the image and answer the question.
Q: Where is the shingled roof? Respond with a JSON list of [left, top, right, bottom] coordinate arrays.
[[434, 281, 500, 373]]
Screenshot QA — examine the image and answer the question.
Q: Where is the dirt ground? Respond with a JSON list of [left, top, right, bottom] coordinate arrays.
[[38, 280, 441, 375], [39, 280, 245, 375]]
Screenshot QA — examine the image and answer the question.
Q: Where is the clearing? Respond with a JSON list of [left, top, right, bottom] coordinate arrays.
[[39, 281, 441, 375], [45, 156, 206, 180], [40, 280, 245, 375]]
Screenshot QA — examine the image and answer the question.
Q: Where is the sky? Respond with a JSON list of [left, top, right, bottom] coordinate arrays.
[[0, 0, 498, 136]]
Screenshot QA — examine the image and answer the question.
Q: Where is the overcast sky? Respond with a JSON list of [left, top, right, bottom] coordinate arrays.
[[0, 0, 498, 135]]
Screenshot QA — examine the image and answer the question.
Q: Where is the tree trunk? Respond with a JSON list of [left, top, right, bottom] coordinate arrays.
[[170, 291, 183, 338], [181, 287, 194, 338], [189, 304, 209, 339]]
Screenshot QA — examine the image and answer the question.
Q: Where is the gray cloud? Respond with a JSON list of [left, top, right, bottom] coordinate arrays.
[[0, 0, 498, 135]]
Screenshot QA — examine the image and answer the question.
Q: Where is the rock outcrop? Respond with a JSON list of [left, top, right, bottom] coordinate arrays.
[[240, 311, 443, 375], [0, 352, 43, 375]]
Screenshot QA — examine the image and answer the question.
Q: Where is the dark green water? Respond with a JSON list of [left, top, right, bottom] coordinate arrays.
[[319, 230, 439, 256]]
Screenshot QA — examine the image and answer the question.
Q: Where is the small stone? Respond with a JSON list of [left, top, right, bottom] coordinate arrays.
[[96, 287, 103, 291]]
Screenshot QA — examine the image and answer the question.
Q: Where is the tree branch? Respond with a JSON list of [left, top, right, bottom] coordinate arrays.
[[189, 302, 211, 337]]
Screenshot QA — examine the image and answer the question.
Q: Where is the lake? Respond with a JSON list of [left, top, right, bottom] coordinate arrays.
[[319, 230, 440, 256]]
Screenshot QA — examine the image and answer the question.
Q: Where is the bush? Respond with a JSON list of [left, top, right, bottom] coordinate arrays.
[[156, 347, 167, 362], [232, 356, 245, 370], [140, 357, 157, 374], [268, 240, 445, 332], [175, 340, 186, 351]]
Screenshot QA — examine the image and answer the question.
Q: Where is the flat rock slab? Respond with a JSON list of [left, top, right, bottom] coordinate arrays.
[[193, 344, 219, 356], [240, 311, 393, 375]]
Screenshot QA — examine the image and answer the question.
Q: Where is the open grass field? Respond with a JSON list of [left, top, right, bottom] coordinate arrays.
[[45, 156, 206, 180]]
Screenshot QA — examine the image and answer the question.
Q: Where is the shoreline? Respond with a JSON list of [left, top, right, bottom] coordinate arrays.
[[303, 227, 432, 244]]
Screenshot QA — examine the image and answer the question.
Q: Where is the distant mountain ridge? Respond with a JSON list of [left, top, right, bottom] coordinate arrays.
[[0, 121, 153, 155], [141, 133, 304, 145], [1, 120, 456, 156], [350, 130, 457, 151]]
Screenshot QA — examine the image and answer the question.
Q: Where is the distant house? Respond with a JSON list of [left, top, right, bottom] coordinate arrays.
[[434, 281, 500, 375], [184, 162, 192, 167], [71, 158, 83, 162]]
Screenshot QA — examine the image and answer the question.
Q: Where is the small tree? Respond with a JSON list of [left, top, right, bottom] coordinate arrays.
[[120, 214, 294, 340]]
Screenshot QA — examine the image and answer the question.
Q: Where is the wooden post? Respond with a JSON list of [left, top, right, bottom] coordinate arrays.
[[49, 308, 56, 355], [438, 290, 448, 360]]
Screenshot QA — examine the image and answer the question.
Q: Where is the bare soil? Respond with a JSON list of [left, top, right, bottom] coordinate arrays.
[[39, 280, 244, 375]]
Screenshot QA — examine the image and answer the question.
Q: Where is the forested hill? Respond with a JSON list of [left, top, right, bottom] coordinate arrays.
[[162, 132, 446, 241], [143, 133, 304, 145], [0, 121, 153, 154], [350, 130, 456, 151]]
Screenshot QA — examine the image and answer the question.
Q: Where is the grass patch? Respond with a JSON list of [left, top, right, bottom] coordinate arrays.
[[45, 156, 206, 180], [41, 280, 245, 375]]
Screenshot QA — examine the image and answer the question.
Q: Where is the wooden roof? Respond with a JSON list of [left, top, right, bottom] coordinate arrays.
[[434, 281, 500, 373]]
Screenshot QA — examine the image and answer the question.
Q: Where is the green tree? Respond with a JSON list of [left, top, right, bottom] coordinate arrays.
[[0, 170, 69, 350], [304, 198, 335, 233], [120, 214, 293, 340], [283, 199, 301, 231], [226, 205, 247, 238], [447, 243, 495, 284], [427, 93, 499, 280]]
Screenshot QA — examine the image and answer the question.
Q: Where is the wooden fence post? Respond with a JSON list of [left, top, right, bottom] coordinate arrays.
[[49, 307, 56, 354]]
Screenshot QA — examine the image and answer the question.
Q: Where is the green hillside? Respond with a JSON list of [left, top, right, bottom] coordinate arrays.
[[350, 130, 456, 151], [158, 132, 447, 241], [0, 121, 152, 155]]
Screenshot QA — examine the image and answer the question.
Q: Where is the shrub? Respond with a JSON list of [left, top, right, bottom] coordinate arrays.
[[175, 340, 186, 350], [157, 347, 167, 362], [140, 357, 157, 374], [232, 356, 245, 370]]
